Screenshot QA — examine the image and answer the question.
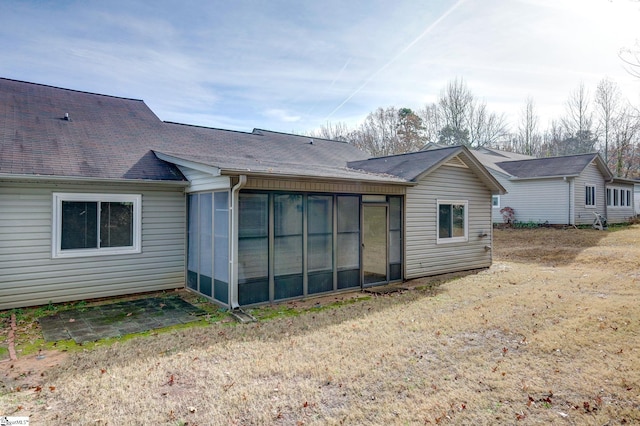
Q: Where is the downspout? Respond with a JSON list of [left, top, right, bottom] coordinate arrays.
[[564, 176, 570, 225], [229, 175, 247, 309]]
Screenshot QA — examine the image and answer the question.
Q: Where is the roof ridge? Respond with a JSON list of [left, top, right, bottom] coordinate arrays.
[[0, 77, 145, 102], [365, 145, 460, 161], [497, 152, 598, 164], [252, 128, 350, 144], [163, 121, 254, 135]]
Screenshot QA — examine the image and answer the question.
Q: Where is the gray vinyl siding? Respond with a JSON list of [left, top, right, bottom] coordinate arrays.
[[405, 164, 493, 279], [574, 163, 606, 225], [494, 177, 571, 225], [0, 181, 186, 310]]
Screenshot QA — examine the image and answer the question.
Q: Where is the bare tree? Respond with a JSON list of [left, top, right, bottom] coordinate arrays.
[[610, 104, 640, 177], [308, 121, 352, 141], [438, 77, 473, 145], [417, 103, 442, 145], [468, 101, 509, 147], [594, 78, 621, 164], [619, 40, 640, 79], [561, 83, 597, 154], [516, 96, 540, 156]]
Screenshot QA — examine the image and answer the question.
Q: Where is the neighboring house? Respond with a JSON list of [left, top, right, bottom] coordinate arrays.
[[469, 147, 635, 225], [0, 78, 504, 310]]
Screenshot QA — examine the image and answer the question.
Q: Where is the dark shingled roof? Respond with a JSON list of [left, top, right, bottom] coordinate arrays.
[[0, 78, 383, 182], [496, 153, 607, 179], [347, 146, 461, 181], [0, 77, 504, 189]]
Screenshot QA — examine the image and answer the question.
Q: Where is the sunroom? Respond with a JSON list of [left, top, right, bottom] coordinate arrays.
[[185, 187, 404, 308]]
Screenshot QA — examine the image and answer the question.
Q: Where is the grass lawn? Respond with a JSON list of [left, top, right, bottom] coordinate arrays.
[[1, 225, 639, 424]]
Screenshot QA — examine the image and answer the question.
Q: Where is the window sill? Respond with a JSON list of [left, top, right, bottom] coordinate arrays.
[[52, 247, 141, 259]]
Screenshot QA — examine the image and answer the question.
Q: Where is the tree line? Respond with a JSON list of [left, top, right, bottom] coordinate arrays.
[[309, 77, 640, 179]]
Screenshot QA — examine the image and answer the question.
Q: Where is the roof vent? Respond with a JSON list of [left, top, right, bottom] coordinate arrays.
[[309, 139, 314, 145], [63, 112, 71, 121]]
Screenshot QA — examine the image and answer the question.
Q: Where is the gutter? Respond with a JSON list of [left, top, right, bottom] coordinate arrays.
[[0, 173, 189, 187], [229, 175, 247, 309]]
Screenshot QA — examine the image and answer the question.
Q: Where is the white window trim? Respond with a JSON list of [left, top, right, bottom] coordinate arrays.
[[436, 199, 469, 244], [585, 184, 596, 208], [52, 193, 142, 259], [492, 195, 500, 208]]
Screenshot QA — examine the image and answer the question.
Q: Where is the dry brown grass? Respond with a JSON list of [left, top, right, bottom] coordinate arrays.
[[1, 226, 639, 425]]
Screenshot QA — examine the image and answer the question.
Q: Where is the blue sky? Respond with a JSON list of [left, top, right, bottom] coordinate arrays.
[[1, 0, 639, 134]]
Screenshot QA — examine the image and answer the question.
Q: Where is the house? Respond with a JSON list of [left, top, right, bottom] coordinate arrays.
[[0, 78, 505, 310], [469, 147, 635, 225]]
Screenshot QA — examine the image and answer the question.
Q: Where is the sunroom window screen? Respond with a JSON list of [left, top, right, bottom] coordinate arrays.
[[61, 201, 133, 249]]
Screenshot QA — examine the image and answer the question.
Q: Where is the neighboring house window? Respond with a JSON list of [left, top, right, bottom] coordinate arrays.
[[585, 185, 596, 207], [52, 193, 142, 258], [492, 195, 500, 208], [437, 200, 468, 243], [606, 188, 612, 206], [614, 189, 619, 206], [626, 190, 631, 207]]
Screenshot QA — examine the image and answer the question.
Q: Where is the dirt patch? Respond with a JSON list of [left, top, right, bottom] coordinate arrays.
[[0, 350, 68, 392]]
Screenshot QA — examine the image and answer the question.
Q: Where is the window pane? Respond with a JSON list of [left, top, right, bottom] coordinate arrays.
[[274, 194, 302, 277], [614, 189, 619, 206], [199, 193, 212, 281], [274, 194, 303, 236], [214, 192, 229, 284], [187, 194, 198, 289], [337, 196, 359, 232], [238, 193, 269, 281], [239, 193, 268, 238], [308, 195, 332, 234], [308, 234, 332, 271], [607, 189, 612, 206], [100, 202, 133, 248], [337, 233, 360, 269], [438, 204, 451, 238], [389, 196, 401, 230], [452, 204, 465, 237], [61, 201, 98, 249]]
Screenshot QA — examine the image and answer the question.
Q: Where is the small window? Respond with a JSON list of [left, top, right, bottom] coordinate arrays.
[[585, 185, 596, 207], [492, 195, 500, 208], [52, 193, 141, 258], [614, 189, 619, 207], [437, 200, 468, 244], [606, 188, 612, 207], [626, 190, 631, 207]]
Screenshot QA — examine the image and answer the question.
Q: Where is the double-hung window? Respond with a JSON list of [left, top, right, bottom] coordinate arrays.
[[52, 193, 142, 258], [437, 200, 468, 244], [585, 185, 596, 207]]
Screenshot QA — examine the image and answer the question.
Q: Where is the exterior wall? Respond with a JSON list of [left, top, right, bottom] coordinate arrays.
[[491, 173, 570, 225], [405, 164, 493, 279], [605, 182, 636, 223], [574, 163, 607, 225], [245, 177, 405, 195], [0, 181, 186, 310]]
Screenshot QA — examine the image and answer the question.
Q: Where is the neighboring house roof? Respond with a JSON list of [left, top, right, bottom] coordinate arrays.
[[496, 153, 613, 180], [470, 147, 535, 176], [348, 146, 506, 193]]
